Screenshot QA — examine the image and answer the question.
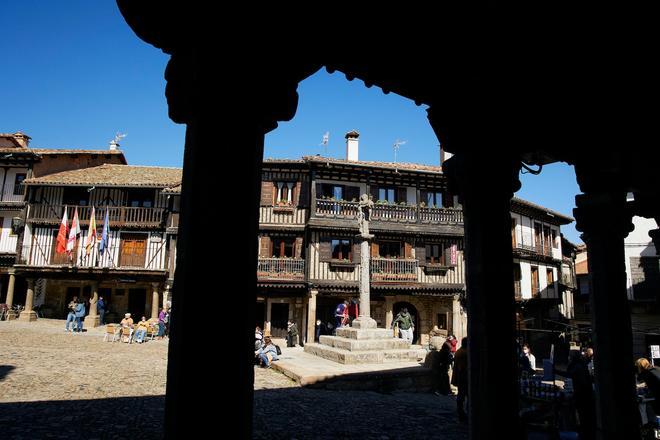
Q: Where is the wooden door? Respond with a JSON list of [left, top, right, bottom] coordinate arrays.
[[119, 233, 147, 267], [531, 266, 539, 295]]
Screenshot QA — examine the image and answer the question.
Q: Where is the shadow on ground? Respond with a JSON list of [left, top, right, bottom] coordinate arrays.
[[0, 396, 165, 440], [0, 365, 16, 382]]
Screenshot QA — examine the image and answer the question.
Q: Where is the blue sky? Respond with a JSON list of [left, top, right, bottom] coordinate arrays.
[[1, 1, 583, 243]]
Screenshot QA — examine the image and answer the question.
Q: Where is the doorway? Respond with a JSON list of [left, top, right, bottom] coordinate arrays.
[[393, 301, 420, 344], [270, 302, 289, 338], [128, 288, 147, 320], [256, 302, 266, 328]]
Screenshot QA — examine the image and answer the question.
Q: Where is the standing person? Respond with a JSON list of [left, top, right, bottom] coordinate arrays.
[[286, 320, 299, 347], [567, 350, 596, 440], [452, 337, 469, 422], [65, 296, 78, 332], [74, 298, 86, 332], [447, 334, 458, 365], [584, 347, 594, 378], [392, 307, 414, 343], [163, 307, 171, 337], [335, 300, 349, 330], [97, 296, 106, 325], [436, 340, 452, 395], [522, 343, 536, 373], [157, 308, 167, 339], [348, 299, 359, 325]]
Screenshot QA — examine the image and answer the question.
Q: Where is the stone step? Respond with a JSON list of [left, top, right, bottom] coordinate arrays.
[[304, 343, 426, 364], [319, 335, 411, 351], [334, 327, 394, 340]]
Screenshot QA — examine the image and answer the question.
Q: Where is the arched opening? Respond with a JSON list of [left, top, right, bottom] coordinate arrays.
[[393, 301, 420, 344]]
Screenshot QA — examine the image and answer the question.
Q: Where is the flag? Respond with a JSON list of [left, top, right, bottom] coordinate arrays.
[[67, 207, 80, 256], [55, 206, 68, 254], [99, 208, 109, 256], [85, 206, 97, 256]]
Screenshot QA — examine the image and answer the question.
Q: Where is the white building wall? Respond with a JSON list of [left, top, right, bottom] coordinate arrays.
[[624, 215, 658, 299], [520, 261, 532, 299], [0, 214, 19, 253], [0, 167, 29, 202]]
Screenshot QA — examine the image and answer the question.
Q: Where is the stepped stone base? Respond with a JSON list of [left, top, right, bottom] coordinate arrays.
[[304, 326, 426, 364]]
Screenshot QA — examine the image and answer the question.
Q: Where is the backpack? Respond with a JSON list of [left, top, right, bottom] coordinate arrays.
[[275, 344, 282, 356]]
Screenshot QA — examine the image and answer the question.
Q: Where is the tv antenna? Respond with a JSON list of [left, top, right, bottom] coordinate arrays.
[[319, 131, 330, 156], [393, 139, 406, 164]]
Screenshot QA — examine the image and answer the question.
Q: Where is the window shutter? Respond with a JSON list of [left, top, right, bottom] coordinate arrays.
[[295, 237, 303, 258], [404, 241, 413, 258], [291, 183, 299, 206], [397, 187, 407, 204], [260, 181, 274, 206], [319, 238, 332, 262], [259, 236, 271, 258], [415, 245, 426, 266], [352, 241, 361, 263], [371, 242, 380, 258]]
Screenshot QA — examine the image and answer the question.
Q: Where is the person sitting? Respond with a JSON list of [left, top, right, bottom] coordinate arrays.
[[255, 326, 264, 351], [133, 316, 149, 343], [255, 334, 279, 368], [120, 313, 134, 343], [637, 358, 660, 415]]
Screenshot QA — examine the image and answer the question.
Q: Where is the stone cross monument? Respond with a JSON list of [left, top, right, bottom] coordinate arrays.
[[351, 194, 378, 329]]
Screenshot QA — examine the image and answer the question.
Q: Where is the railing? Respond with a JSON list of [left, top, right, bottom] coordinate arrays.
[[372, 203, 417, 222], [315, 200, 359, 217], [18, 242, 166, 271], [28, 204, 166, 227], [314, 200, 464, 225], [1, 183, 25, 203], [418, 207, 463, 224], [534, 244, 553, 257], [370, 258, 418, 282], [257, 258, 305, 280]]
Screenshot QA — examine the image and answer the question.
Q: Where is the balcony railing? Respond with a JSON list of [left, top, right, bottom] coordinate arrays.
[[314, 200, 463, 225], [257, 258, 305, 280], [28, 204, 166, 227], [370, 258, 418, 282], [315, 200, 359, 217], [513, 243, 554, 258]]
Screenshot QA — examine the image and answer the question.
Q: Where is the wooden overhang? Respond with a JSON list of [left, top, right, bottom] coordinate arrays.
[[511, 197, 573, 226], [12, 264, 168, 282]]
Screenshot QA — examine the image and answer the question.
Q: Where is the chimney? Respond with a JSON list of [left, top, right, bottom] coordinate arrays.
[[345, 130, 360, 161], [109, 140, 119, 151], [13, 132, 31, 148]]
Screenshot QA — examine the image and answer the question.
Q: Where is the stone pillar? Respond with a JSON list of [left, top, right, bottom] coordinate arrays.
[[443, 152, 522, 439], [84, 282, 100, 327], [18, 278, 37, 322], [307, 289, 317, 343], [6, 271, 16, 307], [352, 235, 377, 329], [151, 283, 160, 319], [384, 296, 394, 329], [574, 192, 639, 439], [451, 294, 464, 342]]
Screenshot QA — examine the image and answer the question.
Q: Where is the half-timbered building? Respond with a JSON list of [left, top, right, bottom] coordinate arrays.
[[258, 132, 467, 345], [13, 163, 181, 324]]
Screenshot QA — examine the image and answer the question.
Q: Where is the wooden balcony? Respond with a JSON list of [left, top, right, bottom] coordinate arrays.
[[257, 258, 305, 281], [370, 258, 418, 282], [513, 243, 554, 258], [313, 200, 463, 225], [27, 204, 166, 228]]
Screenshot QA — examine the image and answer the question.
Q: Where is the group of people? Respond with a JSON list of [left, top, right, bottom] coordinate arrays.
[[64, 296, 87, 332], [334, 299, 359, 330], [428, 333, 468, 422], [115, 307, 170, 343]]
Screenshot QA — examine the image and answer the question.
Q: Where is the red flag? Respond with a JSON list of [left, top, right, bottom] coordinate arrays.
[[56, 206, 68, 254], [67, 207, 80, 256]]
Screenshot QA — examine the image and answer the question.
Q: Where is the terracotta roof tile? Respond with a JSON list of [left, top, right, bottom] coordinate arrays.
[[24, 164, 182, 188]]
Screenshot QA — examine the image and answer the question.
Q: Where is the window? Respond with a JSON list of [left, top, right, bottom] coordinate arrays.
[[547, 268, 555, 286], [13, 173, 26, 196], [551, 229, 558, 249], [317, 184, 360, 202], [378, 187, 396, 203], [421, 190, 443, 208], [272, 238, 295, 258], [62, 187, 90, 206], [379, 241, 402, 258], [511, 218, 517, 247], [331, 239, 352, 261], [425, 244, 444, 265], [126, 189, 154, 208], [531, 266, 540, 294], [274, 182, 294, 204], [437, 313, 448, 330]]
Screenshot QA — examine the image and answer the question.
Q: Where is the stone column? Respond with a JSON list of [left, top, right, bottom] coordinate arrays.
[[6, 271, 16, 307], [574, 192, 639, 439], [18, 278, 37, 322], [84, 282, 100, 327], [451, 294, 464, 342], [307, 289, 318, 343], [384, 296, 394, 329], [352, 234, 377, 329], [443, 152, 522, 439], [151, 283, 160, 319]]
